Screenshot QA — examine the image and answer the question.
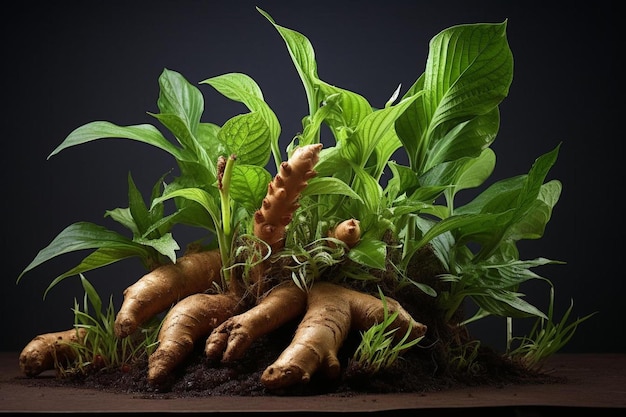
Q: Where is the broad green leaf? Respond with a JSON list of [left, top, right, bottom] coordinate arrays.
[[455, 175, 525, 215], [156, 68, 203, 135], [44, 247, 143, 298], [230, 165, 272, 213], [302, 177, 363, 202], [48, 121, 184, 160], [17, 222, 150, 283], [201, 72, 264, 101], [396, 21, 512, 174], [505, 180, 562, 241], [152, 187, 221, 231], [386, 162, 420, 199], [201, 72, 281, 168], [450, 148, 496, 194], [418, 148, 495, 207], [104, 207, 138, 236], [372, 128, 402, 182], [315, 146, 351, 178], [317, 82, 373, 135], [218, 112, 271, 167], [150, 112, 212, 169], [353, 167, 383, 215], [297, 93, 343, 146], [133, 233, 180, 263], [513, 145, 560, 222], [343, 94, 420, 168], [427, 108, 500, 170], [348, 237, 387, 270]]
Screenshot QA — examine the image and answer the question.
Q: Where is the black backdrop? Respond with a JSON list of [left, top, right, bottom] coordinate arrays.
[[3, 0, 621, 354]]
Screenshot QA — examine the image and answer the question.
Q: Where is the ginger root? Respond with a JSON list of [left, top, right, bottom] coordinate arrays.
[[19, 327, 87, 377], [115, 249, 223, 338], [254, 143, 322, 253], [328, 218, 361, 248], [261, 281, 426, 389], [205, 281, 307, 362], [147, 292, 241, 385]]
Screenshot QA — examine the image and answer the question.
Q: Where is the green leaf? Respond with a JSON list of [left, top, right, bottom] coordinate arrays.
[[348, 238, 387, 270], [149, 112, 212, 169], [127, 172, 151, 238], [201, 72, 281, 169], [342, 94, 420, 168], [396, 21, 513, 174], [44, 248, 141, 298], [218, 112, 271, 167], [17, 222, 150, 283], [201, 72, 265, 101], [157, 68, 204, 135], [474, 289, 547, 319], [257, 7, 318, 115], [230, 165, 272, 213], [152, 187, 221, 231], [79, 274, 103, 321], [259, 7, 371, 136], [48, 121, 184, 160], [353, 167, 384, 215], [104, 207, 138, 236], [133, 233, 180, 263], [302, 177, 363, 202]]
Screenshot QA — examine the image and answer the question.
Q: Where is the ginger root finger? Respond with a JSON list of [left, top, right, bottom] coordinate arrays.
[[19, 327, 87, 377], [147, 292, 241, 385], [205, 281, 307, 362], [254, 143, 322, 253], [261, 282, 426, 389], [115, 249, 223, 338]]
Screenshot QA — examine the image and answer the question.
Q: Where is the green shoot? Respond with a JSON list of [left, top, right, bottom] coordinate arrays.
[[352, 287, 424, 374], [506, 286, 597, 372]]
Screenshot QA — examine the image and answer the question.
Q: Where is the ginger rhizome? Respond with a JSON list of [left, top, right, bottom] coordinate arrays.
[[254, 143, 322, 253], [261, 282, 426, 389], [19, 328, 87, 377], [18, 143, 426, 390]]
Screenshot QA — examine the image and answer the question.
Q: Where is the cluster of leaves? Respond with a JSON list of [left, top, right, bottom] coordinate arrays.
[[17, 8, 587, 370]]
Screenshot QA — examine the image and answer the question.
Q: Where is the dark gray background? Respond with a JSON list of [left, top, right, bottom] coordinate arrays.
[[3, 0, 621, 354]]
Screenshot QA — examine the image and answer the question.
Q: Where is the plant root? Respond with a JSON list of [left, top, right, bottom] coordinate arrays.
[[115, 249, 223, 338], [18, 327, 87, 377], [147, 292, 241, 385], [254, 143, 322, 253], [205, 281, 307, 362], [260, 281, 426, 390]]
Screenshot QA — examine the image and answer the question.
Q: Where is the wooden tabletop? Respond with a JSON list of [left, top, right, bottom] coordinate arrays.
[[1, 352, 624, 414]]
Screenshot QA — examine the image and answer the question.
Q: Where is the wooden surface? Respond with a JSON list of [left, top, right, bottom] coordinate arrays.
[[1, 352, 624, 414]]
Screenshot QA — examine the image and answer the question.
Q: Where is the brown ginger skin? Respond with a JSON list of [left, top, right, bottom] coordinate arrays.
[[261, 281, 427, 390], [329, 218, 361, 248], [147, 292, 241, 385], [19, 328, 87, 377], [204, 281, 307, 363], [115, 249, 223, 338], [254, 143, 322, 253]]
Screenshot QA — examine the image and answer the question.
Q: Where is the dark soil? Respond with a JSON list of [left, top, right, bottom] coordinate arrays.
[[14, 319, 562, 399], [14, 247, 564, 398]]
